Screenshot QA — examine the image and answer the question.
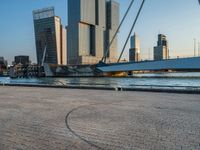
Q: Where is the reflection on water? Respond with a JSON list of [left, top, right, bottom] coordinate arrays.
[[0, 72, 200, 89], [132, 72, 200, 78]]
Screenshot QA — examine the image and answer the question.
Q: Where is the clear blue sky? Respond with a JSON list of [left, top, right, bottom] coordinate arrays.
[[0, 0, 200, 64]]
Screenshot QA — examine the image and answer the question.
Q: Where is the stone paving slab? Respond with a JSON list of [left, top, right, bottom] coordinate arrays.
[[0, 86, 200, 150]]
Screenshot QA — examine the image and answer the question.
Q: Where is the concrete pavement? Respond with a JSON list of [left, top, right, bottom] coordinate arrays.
[[0, 86, 200, 150]]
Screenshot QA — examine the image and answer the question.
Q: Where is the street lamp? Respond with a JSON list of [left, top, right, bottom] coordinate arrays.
[[194, 38, 196, 57]]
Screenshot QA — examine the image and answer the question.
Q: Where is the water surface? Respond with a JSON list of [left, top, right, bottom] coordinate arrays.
[[1, 72, 200, 90]]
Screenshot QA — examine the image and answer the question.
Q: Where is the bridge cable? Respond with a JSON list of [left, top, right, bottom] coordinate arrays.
[[101, 0, 136, 63], [117, 0, 146, 63]]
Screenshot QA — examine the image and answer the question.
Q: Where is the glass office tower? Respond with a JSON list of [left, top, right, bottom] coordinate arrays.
[[33, 7, 67, 65]]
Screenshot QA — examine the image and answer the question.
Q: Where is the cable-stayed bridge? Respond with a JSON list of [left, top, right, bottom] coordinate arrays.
[[97, 0, 200, 73], [97, 57, 200, 73]]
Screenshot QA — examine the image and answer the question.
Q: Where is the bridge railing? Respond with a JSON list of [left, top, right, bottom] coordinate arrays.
[[117, 55, 200, 66]]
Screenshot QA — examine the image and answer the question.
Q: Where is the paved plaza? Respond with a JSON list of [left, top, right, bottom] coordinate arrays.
[[0, 86, 200, 150]]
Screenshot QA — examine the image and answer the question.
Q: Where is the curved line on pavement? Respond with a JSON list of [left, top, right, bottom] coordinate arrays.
[[65, 105, 105, 150]]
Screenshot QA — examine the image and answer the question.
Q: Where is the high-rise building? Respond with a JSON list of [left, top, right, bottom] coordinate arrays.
[[129, 33, 141, 62], [33, 7, 67, 65], [67, 0, 119, 65], [154, 34, 169, 61], [106, 0, 119, 61]]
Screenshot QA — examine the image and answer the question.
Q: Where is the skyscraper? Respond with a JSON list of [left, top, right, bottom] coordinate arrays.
[[33, 7, 67, 65], [106, 0, 119, 61], [154, 34, 169, 61], [129, 33, 141, 62], [67, 0, 119, 65]]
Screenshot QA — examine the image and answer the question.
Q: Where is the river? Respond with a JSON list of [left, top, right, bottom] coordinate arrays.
[[1, 72, 200, 90]]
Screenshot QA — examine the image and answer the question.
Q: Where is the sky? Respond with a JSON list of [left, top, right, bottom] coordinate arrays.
[[0, 0, 200, 64]]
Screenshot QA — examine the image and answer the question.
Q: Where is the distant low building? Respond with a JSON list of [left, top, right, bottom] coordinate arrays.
[[0, 57, 7, 75], [14, 55, 30, 66], [0, 57, 4, 62], [129, 33, 141, 62], [154, 34, 169, 61], [9, 64, 45, 78], [0, 57, 7, 66]]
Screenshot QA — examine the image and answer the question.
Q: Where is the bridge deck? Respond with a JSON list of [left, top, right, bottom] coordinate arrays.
[[97, 57, 200, 72]]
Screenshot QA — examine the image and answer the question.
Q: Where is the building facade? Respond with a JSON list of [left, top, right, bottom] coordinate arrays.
[[33, 7, 67, 65], [154, 34, 169, 61], [129, 33, 141, 62], [67, 0, 119, 65], [14, 56, 30, 66]]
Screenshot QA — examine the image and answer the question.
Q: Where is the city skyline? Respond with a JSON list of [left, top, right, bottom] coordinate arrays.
[[0, 0, 200, 64]]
